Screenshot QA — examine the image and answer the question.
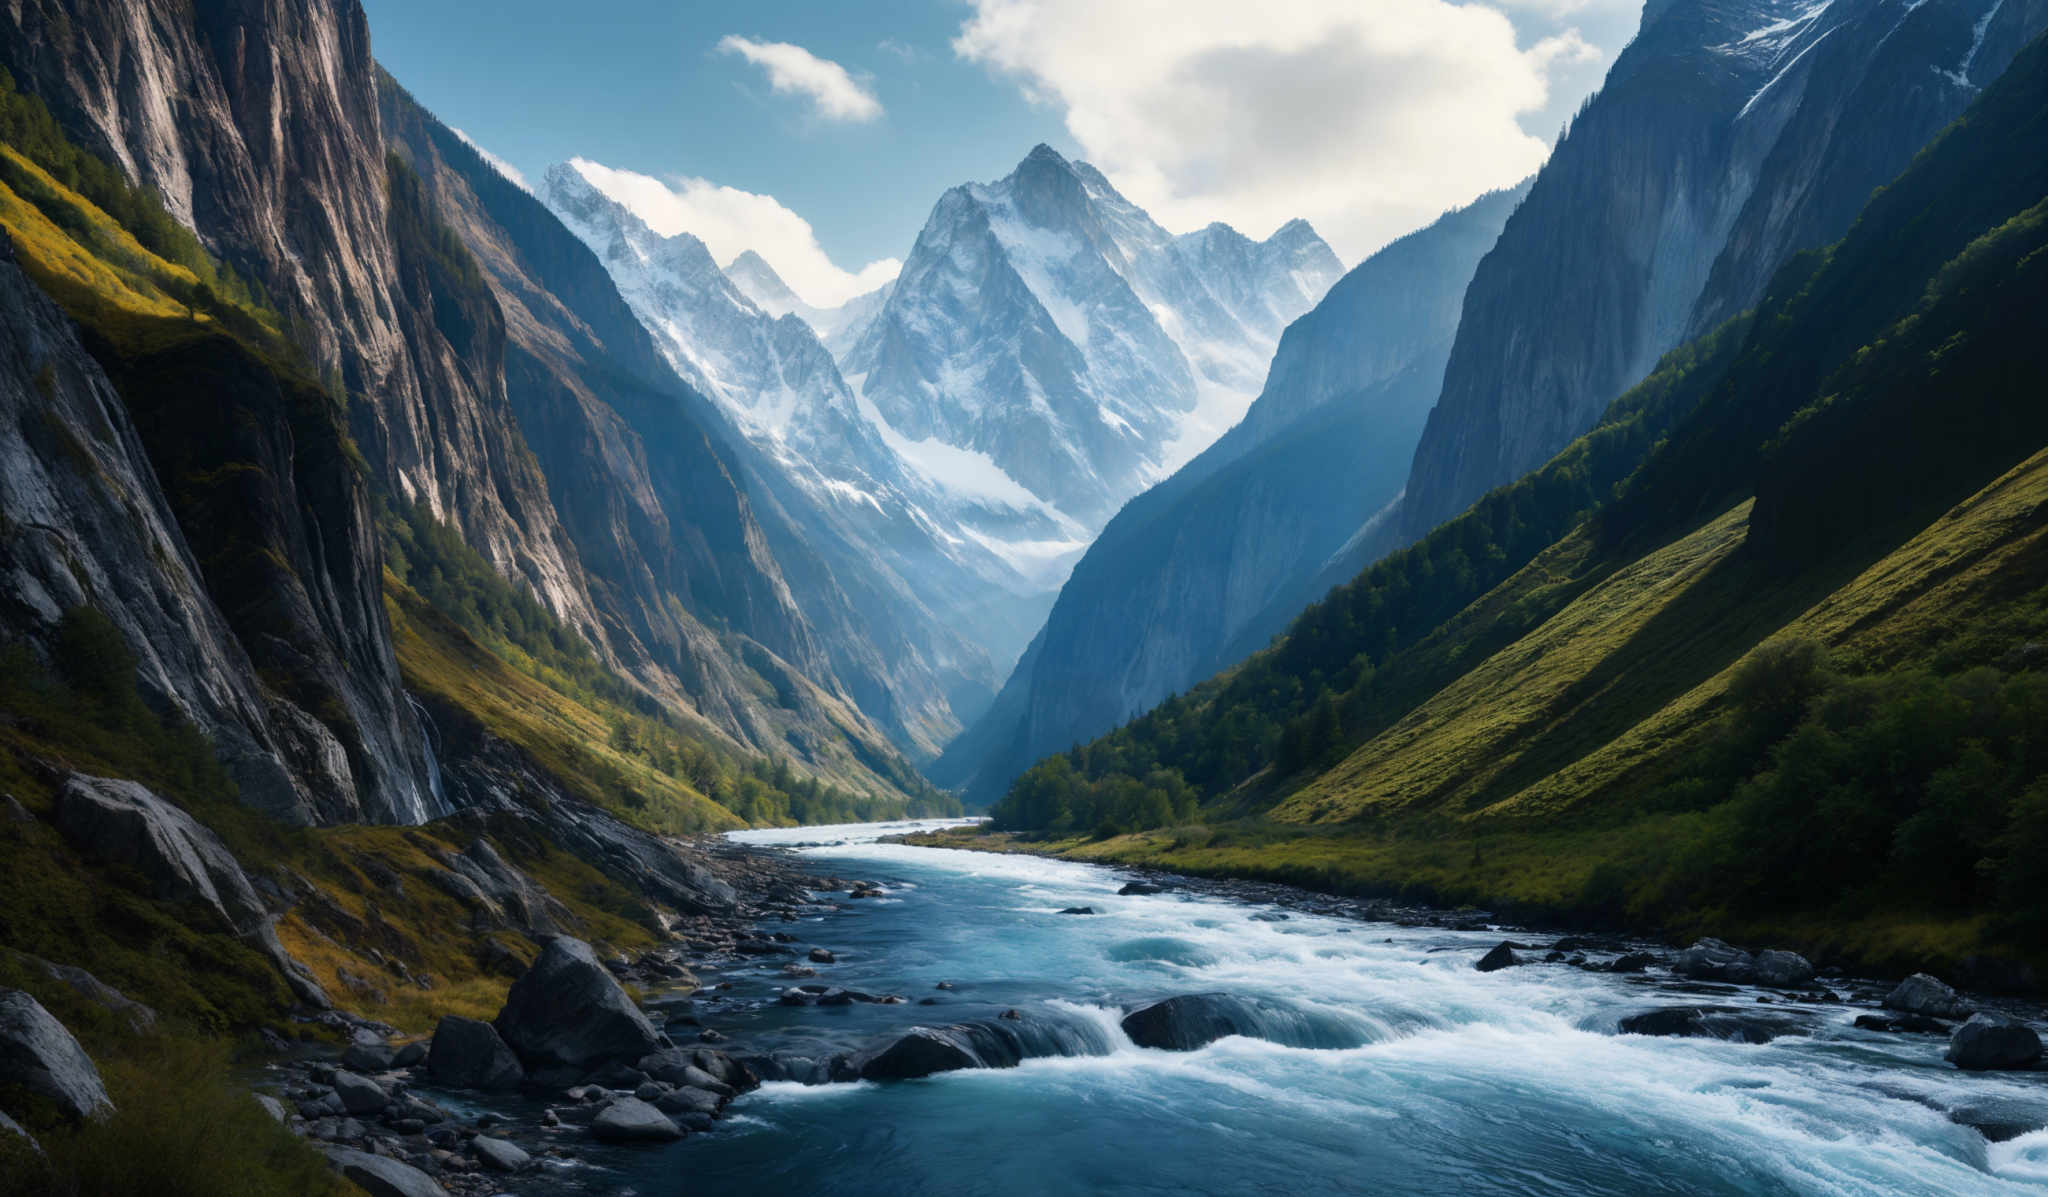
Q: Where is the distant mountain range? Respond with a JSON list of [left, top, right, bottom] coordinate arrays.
[[545, 145, 1342, 676], [942, 0, 2048, 802]]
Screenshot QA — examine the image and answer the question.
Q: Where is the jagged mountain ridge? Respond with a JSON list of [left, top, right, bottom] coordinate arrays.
[[539, 160, 1052, 696], [723, 249, 888, 354], [1400, 0, 2048, 543], [936, 183, 1529, 799], [841, 144, 1344, 531]]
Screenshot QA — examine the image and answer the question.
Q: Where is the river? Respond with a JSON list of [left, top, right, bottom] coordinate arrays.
[[572, 819, 2048, 1195]]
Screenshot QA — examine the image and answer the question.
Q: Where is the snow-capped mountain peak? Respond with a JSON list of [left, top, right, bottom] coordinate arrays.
[[844, 145, 1344, 525]]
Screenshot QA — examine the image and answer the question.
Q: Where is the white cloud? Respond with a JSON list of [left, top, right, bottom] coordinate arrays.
[[718, 36, 884, 123], [450, 127, 530, 193], [567, 157, 900, 308], [955, 0, 1626, 260]]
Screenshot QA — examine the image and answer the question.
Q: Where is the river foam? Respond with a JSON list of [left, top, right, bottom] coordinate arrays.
[[656, 822, 2048, 1194]]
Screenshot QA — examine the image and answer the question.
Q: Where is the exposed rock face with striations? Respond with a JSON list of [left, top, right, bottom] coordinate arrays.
[[0, 249, 379, 823], [1400, 0, 2048, 544], [0, 0, 597, 639], [377, 81, 954, 783], [938, 185, 1525, 799]]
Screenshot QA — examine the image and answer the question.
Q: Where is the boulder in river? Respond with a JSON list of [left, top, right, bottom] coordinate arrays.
[[1475, 942, 1520, 973], [325, 1147, 449, 1197], [1945, 1013, 2044, 1071], [1118, 993, 1365, 1051], [1118, 882, 1169, 896], [847, 1027, 985, 1080], [808, 948, 835, 963], [495, 937, 663, 1073], [847, 1011, 1118, 1080], [1751, 950, 1816, 989], [1617, 1006, 1806, 1044], [1946, 1095, 2048, 1142], [588, 1096, 683, 1142], [0, 990, 111, 1119], [1059, 907, 1097, 915], [1883, 973, 1974, 1021], [1674, 939, 1757, 983], [427, 1016, 524, 1091], [1855, 1012, 1950, 1034]]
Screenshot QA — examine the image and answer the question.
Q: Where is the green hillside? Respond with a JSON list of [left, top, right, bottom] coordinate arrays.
[[965, 36, 2048, 972]]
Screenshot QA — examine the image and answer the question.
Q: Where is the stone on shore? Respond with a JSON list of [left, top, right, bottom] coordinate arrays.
[[427, 1016, 524, 1091], [589, 1097, 684, 1142], [0, 990, 111, 1119], [495, 937, 662, 1073], [470, 1134, 532, 1173], [1946, 1013, 2044, 1071], [325, 1147, 449, 1197], [330, 1070, 388, 1115], [341, 1041, 396, 1073]]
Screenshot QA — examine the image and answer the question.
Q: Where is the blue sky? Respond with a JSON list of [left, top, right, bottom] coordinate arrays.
[[365, 0, 1644, 307]]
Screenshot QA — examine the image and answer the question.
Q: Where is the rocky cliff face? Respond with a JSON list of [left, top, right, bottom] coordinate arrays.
[[378, 79, 947, 786], [936, 186, 1525, 799], [0, 244, 430, 824], [0, 0, 951, 812], [0, 0, 617, 821], [0, 0, 598, 636], [1401, 0, 2048, 544]]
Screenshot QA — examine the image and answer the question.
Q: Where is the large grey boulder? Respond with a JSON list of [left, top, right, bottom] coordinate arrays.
[[1751, 950, 1816, 989], [330, 1070, 388, 1115], [426, 1016, 524, 1091], [1474, 942, 1520, 973], [1123, 994, 1256, 1051], [652, 1086, 722, 1117], [52, 775, 269, 934], [495, 937, 662, 1073], [1885, 974, 1975, 1021], [0, 990, 111, 1119], [588, 1096, 683, 1142], [1673, 939, 1756, 983], [1946, 1013, 2044, 1072], [325, 1147, 450, 1197], [340, 1041, 396, 1073], [470, 1134, 531, 1173], [845, 1027, 984, 1080]]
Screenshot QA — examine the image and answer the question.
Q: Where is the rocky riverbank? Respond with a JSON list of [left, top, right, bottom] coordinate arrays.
[[232, 838, 916, 1195]]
